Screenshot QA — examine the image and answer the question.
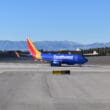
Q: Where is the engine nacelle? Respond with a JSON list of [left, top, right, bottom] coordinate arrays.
[[50, 61, 61, 66]]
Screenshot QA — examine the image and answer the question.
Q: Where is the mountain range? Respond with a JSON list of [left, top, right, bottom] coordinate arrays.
[[0, 40, 110, 50]]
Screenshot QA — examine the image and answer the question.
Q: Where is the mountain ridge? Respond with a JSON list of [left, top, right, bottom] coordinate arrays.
[[0, 40, 110, 50]]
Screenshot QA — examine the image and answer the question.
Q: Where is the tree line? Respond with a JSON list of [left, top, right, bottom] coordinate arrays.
[[0, 47, 110, 58]]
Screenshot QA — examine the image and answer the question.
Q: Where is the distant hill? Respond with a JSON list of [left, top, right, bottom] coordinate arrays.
[[0, 41, 27, 50], [0, 40, 110, 50]]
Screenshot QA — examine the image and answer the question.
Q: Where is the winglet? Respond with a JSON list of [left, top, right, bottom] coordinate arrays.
[[27, 38, 42, 59]]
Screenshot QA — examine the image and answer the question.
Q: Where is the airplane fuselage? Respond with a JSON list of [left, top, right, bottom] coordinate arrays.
[[41, 53, 88, 66]]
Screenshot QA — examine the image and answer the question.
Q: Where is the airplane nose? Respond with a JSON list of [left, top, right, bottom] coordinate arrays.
[[84, 57, 88, 63], [78, 55, 88, 64]]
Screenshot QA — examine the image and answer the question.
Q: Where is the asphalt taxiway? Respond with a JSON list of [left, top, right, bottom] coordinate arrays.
[[0, 62, 110, 110]]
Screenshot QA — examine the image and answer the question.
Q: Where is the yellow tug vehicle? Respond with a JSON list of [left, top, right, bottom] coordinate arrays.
[[52, 70, 70, 75]]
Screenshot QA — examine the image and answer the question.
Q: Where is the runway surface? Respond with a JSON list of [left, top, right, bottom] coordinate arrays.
[[0, 62, 110, 110]]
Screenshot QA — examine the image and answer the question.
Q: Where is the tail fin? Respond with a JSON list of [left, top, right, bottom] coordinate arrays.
[[27, 38, 42, 59]]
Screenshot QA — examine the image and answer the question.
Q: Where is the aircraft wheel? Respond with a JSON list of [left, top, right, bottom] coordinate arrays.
[[58, 62, 61, 66], [50, 62, 61, 66]]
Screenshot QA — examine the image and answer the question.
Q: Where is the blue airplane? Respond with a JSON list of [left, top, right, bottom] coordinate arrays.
[[27, 38, 88, 66]]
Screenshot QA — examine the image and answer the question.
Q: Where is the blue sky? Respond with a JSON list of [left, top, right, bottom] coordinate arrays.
[[0, 0, 110, 44]]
